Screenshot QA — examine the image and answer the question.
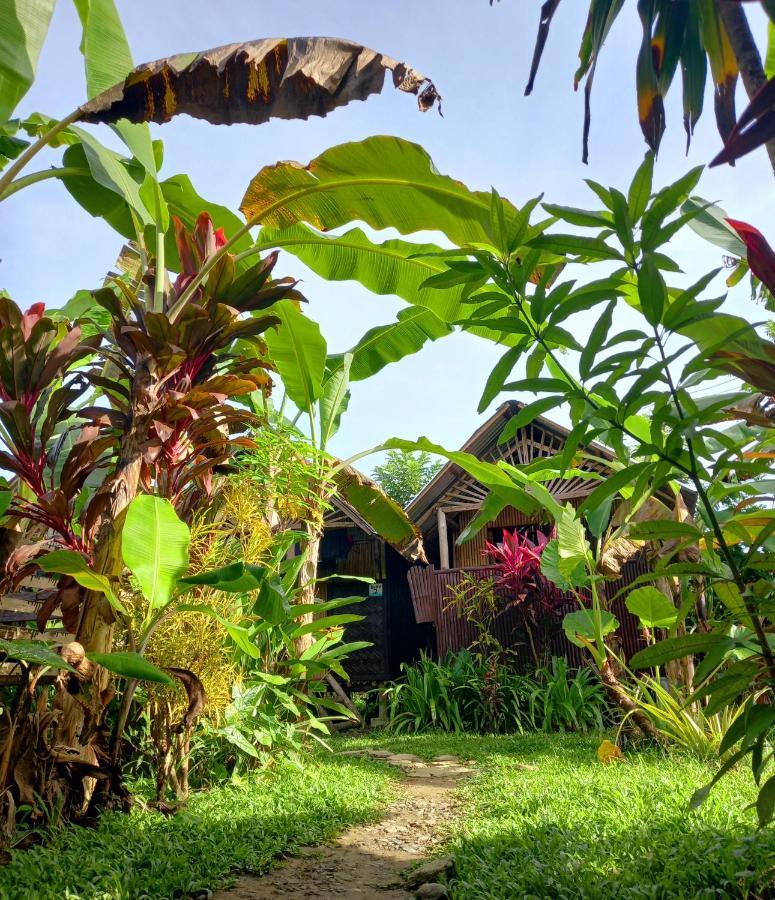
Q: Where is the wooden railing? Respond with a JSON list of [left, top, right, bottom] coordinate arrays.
[[407, 561, 649, 668]]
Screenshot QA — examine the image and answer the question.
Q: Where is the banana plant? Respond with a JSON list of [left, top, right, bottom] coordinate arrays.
[[0, 0, 440, 269], [260, 303, 426, 651]]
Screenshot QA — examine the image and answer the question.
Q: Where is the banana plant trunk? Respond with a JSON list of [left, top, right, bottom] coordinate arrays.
[[295, 518, 323, 656], [598, 658, 663, 741]]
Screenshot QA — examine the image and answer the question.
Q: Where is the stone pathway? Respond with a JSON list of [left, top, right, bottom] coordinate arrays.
[[213, 750, 475, 900]]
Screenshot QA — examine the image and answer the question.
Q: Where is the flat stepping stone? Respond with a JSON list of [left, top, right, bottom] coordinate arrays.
[[432, 755, 459, 763], [386, 753, 422, 763], [416, 883, 449, 899], [406, 765, 474, 778]]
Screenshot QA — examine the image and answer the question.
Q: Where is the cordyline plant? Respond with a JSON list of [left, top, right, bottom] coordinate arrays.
[[0, 213, 294, 820], [484, 528, 565, 668]]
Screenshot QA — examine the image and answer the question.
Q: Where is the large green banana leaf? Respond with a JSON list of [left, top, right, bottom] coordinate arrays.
[[328, 307, 452, 382], [73, 0, 157, 173], [264, 301, 327, 414], [241, 136, 517, 247], [257, 224, 476, 323], [122, 495, 190, 612], [0, 0, 55, 124]]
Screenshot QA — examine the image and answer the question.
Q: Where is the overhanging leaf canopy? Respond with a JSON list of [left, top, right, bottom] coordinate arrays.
[[518, 0, 741, 160], [333, 464, 425, 561], [79, 37, 440, 127]]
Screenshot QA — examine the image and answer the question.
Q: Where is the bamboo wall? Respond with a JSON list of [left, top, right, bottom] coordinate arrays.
[[452, 507, 534, 568], [407, 554, 652, 669]]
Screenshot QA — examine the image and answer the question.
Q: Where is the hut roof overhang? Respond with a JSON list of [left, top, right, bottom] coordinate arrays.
[[406, 401, 693, 532]]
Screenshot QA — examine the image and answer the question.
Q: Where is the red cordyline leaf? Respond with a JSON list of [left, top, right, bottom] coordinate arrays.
[[21, 302, 46, 340], [484, 530, 546, 595], [726, 218, 775, 294], [484, 529, 565, 613]]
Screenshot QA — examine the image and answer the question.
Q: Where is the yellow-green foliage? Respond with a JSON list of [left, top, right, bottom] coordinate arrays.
[[129, 479, 275, 721]]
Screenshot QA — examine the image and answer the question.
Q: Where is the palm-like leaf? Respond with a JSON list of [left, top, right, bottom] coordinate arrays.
[[518, 0, 742, 159]]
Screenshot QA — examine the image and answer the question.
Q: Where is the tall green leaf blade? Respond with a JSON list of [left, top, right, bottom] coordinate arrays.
[[0, 0, 56, 124], [38, 549, 128, 616], [258, 225, 475, 324], [179, 561, 266, 593], [332, 464, 424, 560], [88, 650, 173, 684], [0, 637, 75, 671], [265, 301, 327, 413], [70, 125, 152, 223], [122, 495, 190, 610], [319, 354, 351, 450], [629, 632, 729, 669], [72, 0, 156, 172]]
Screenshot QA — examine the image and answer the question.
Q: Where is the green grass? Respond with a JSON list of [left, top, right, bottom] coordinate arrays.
[[5, 733, 774, 899], [0, 756, 398, 900], [340, 732, 775, 899]]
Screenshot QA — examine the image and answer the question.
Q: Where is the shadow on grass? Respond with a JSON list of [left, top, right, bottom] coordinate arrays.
[[0, 756, 398, 900]]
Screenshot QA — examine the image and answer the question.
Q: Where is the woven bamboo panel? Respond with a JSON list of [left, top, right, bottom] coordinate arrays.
[[407, 557, 649, 671]]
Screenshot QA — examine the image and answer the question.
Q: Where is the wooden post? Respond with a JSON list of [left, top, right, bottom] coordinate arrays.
[[437, 506, 450, 569]]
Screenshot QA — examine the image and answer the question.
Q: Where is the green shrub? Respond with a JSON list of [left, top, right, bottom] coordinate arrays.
[[528, 656, 608, 733], [385, 651, 608, 735]]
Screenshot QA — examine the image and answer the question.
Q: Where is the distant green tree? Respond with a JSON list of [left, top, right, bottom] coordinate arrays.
[[372, 450, 442, 507]]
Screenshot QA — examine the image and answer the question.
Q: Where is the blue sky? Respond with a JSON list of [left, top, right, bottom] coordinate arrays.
[[2, 1, 769, 466]]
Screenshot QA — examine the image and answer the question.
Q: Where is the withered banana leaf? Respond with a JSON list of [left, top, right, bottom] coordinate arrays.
[[78, 37, 440, 127]]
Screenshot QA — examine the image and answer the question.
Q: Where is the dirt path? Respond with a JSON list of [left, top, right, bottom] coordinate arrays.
[[214, 752, 474, 899]]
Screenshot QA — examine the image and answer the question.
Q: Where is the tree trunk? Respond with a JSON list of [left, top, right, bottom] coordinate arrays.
[[715, 0, 775, 175], [521, 609, 541, 671], [60, 357, 152, 815], [599, 658, 664, 741], [294, 519, 322, 656]]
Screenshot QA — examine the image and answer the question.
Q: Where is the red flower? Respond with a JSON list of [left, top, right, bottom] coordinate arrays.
[[726, 218, 775, 294]]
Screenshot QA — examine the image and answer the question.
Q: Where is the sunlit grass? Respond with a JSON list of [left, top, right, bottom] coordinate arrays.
[[5, 733, 774, 899], [342, 731, 775, 899]]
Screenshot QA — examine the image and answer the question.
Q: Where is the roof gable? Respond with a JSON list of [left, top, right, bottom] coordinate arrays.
[[407, 401, 612, 527]]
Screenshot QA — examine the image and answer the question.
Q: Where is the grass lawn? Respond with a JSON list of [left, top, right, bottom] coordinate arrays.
[[0, 756, 398, 900], [340, 732, 775, 899], [3, 733, 774, 899]]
